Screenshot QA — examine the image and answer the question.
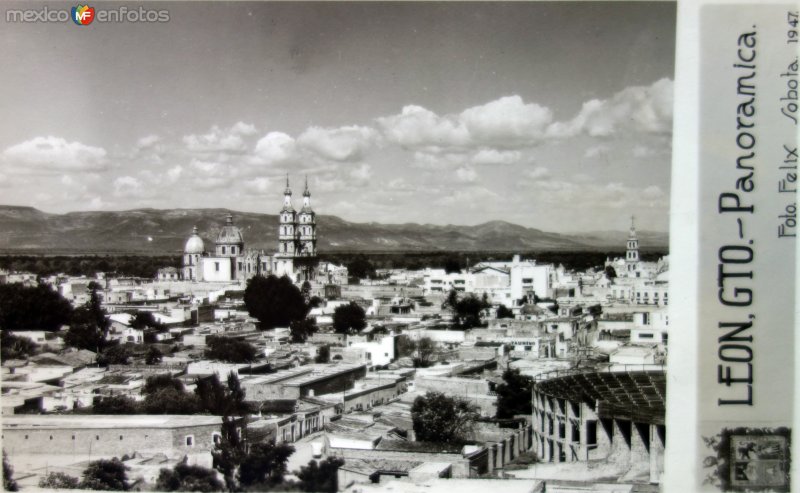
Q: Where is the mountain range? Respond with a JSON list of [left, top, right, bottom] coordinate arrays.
[[0, 206, 668, 254]]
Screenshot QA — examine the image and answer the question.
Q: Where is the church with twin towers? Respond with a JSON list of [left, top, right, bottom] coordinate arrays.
[[181, 176, 317, 283]]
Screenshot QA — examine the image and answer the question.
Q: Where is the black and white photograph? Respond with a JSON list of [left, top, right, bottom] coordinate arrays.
[[0, 2, 676, 492]]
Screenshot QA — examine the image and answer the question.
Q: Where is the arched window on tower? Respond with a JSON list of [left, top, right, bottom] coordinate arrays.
[[222, 246, 226, 255]]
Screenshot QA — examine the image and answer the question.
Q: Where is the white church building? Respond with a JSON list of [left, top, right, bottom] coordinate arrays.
[[181, 177, 317, 283]]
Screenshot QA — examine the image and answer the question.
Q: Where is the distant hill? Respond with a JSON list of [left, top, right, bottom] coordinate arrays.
[[0, 205, 668, 254]]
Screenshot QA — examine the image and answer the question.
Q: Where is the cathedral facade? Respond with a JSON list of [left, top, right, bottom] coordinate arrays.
[[181, 177, 317, 283]]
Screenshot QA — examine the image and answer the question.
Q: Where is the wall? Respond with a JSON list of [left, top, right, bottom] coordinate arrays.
[[3, 422, 220, 460]]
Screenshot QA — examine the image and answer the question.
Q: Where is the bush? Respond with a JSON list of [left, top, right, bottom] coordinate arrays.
[[156, 462, 224, 492], [39, 472, 80, 489], [80, 458, 129, 491]]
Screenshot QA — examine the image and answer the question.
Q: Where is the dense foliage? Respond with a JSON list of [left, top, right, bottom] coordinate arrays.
[[332, 302, 367, 334], [237, 441, 295, 488], [205, 336, 258, 363], [0, 283, 73, 331], [411, 391, 479, 443], [156, 461, 224, 492], [295, 457, 345, 493], [496, 305, 514, 319], [289, 318, 318, 343], [80, 458, 130, 491], [495, 369, 534, 419], [243, 275, 310, 329], [39, 471, 80, 489], [0, 255, 180, 278], [64, 282, 110, 351], [1, 331, 38, 361]]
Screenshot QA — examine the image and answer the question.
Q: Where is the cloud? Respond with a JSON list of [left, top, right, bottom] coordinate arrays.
[[2, 136, 108, 173], [460, 96, 553, 146], [297, 125, 378, 162], [456, 166, 477, 183], [471, 149, 521, 165], [183, 122, 257, 153], [434, 186, 498, 207], [349, 163, 372, 183], [376, 105, 470, 150], [113, 176, 143, 198], [244, 177, 271, 195], [166, 165, 183, 182], [253, 132, 298, 165], [547, 78, 673, 138], [524, 166, 551, 180], [584, 144, 611, 159], [136, 135, 161, 149]]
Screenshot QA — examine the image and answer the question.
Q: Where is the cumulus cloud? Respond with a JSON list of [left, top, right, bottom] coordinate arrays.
[[456, 166, 477, 183], [2, 136, 108, 173], [183, 122, 257, 153], [471, 149, 521, 165], [253, 132, 298, 165], [460, 96, 553, 146], [166, 165, 183, 182], [547, 78, 673, 138], [298, 125, 378, 162], [434, 186, 498, 207], [136, 135, 161, 149], [376, 105, 469, 150]]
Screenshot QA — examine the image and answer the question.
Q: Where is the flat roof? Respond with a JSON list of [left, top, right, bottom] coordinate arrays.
[[3, 415, 221, 430]]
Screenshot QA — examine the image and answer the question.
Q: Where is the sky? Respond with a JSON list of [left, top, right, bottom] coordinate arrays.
[[0, 1, 676, 233]]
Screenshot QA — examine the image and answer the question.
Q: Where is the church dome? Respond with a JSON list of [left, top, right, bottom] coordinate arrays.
[[216, 214, 244, 245], [184, 226, 205, 254]]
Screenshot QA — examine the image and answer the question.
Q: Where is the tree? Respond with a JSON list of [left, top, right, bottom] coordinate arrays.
[[332, 302, 366, 334], [442, 289, 459, 316], [296, 457, 345, 493], [195, 372, 249, 416], [39, 471, 80, 489], [443, 257, 462, 274], [496, 305, 514, 319], [495, 369, 534, 419], [604, 265, 617, 280], [94, 395, 139, 414], [156, 461, 224, 492], [346, 255, 375, 280], [205, 336, 257, 363], [453, 295, 485, 329], [80, 458, 129, 491], [308, 296, 323, 308], [243, 276, 309, 329], [395, 334, 416, 358], [98, 343, 132, 366], [0, 283, 73, 332], [3, 451, 18, 492], [65, 282, 110, 351], [237, 441, 295, 488], [129, 311, 165, 330], [411, 391, 479, 443], [213, 416, 246, 492], [1, 331, 38, 361], [300, 281, 312, 302], [144, 374, 185, 395], [141, 386, 200, 415], [415, 337, 437, 368], [315, 345, 330, 364], [145, 346, 163, 365], [289, 318, 317, 343]]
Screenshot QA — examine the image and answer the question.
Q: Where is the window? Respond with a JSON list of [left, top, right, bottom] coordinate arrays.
[[96, 435, 100, 440], [185, 435, 194, 446], [222, 246, 226, 254], [119, 435, 123, 440], [231, 246, 236, 254], [213, 433, 222, 445], [215, 262, 220, 272]]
